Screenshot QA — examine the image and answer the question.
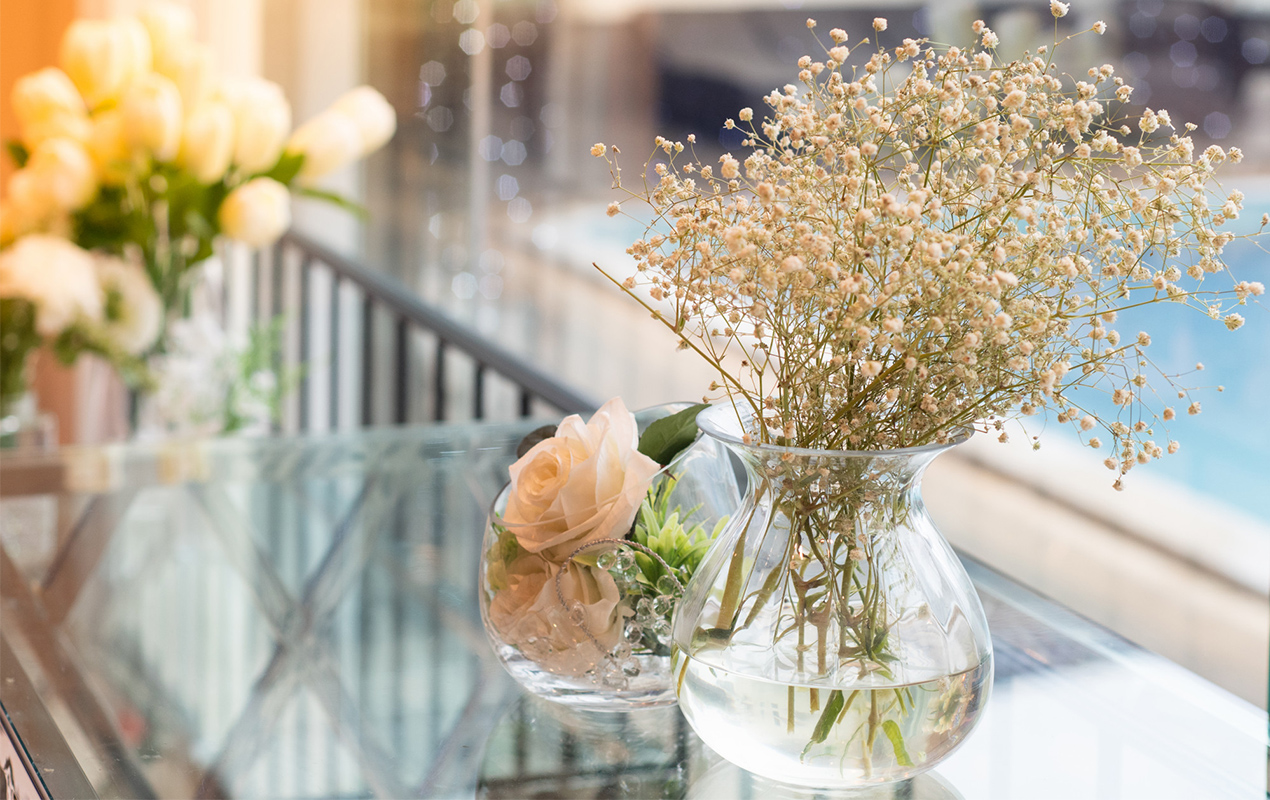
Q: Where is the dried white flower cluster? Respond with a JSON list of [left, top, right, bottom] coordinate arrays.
[[595, 14, 1264, 485]]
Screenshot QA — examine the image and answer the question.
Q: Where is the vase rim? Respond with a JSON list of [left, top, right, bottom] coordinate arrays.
[[695, 402, 973, 458]]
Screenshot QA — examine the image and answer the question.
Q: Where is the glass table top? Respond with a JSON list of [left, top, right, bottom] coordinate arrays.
[[0, 423, 1265, 799]]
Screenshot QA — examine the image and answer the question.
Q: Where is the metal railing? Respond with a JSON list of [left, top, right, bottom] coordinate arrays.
[[237, 231, 596, 432]]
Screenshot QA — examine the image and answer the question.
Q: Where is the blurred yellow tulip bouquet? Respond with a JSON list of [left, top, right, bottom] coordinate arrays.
[[0, 1, 395, 427]]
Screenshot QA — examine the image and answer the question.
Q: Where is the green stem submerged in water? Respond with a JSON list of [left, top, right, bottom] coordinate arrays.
[[702, 465, 918, 768]]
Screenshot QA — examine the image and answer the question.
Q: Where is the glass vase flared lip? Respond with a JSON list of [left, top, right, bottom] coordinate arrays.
[[695, 401, 974, 459]]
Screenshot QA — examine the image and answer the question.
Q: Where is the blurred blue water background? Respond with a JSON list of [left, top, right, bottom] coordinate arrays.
[[1074, 224, 1270, 524]]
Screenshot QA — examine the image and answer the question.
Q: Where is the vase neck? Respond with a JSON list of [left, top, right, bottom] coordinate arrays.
[[696, 403, 961, 499]]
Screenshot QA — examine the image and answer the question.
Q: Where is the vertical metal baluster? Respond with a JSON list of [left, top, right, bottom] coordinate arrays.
[[329, 272, 340, 431], [271, 240, 284, 319], [433, 341, 447, 422], [220, 244, 230, 320], [250, 249, 261, 328], [362, 294, 374, 427], [472, 364, 485, 420], [395, 317, 409, 425], [270, 243, 284, 434], [519, 390, 531, 418], [299, 256, 312, 432]]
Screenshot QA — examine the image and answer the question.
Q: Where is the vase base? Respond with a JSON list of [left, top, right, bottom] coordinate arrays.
[[676, 649, 990, 788], [496, 647, 678, 710], [688, 755, 965, 799]]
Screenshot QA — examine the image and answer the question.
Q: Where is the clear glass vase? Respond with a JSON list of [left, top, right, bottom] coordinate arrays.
[[671, 404, 992, 786], [479, 405, 741, 710]]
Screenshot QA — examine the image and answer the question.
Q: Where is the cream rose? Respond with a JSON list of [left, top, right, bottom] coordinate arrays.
[[502, 397, 661, 560], [487, 550, 625, 671]]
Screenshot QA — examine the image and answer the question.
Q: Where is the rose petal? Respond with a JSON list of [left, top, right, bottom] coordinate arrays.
[[500, 397, 663, 560]]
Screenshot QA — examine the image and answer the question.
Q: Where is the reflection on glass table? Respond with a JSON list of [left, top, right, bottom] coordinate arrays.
[[0, 422, 1264, 799]]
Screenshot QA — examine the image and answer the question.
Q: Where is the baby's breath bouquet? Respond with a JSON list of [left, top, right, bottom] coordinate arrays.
[[596, 10, 1262, 483], [593, 7, 1264, 785]]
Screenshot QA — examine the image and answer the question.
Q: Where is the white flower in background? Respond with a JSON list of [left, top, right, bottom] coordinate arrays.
[[25, 137, 97, 211], [2, 171, 59, 240], [0, 209, 17, 248], [221, 77, 291, 173], [285, 110, 363, 183], [11, 67, 84, 124], [179, 100, 235, 183], [487, 552, 624, 671], [232, 370, 277, 434], [502, 397, 661, 561], [218, 177, 290, 246], [86, 109, 131, 184], [0, 235, 102, 336], [116, 18, 154, 82], [20, 113, 92, 151], [122, 73, 183, 162], [143, 313, 230, 438], [137, 1, 195, 76], [159, 43, 216, 107], [0, 189, 56, 246], [60, 18, 151, 109], [95, 255, 162, 355], [329, 86, 397, 155], [141, 3, 216, 106], [11, 68, 90, 149]]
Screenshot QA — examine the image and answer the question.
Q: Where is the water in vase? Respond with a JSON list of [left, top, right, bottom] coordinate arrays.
[[674, 649, 991, 786]]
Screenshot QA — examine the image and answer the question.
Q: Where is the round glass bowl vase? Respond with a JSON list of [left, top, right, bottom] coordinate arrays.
[[479, 404, 740, 710], [670, 404, 993, 786]]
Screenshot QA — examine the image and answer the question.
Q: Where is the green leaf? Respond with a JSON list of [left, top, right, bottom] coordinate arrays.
[[260, 151, 305, 185], [515, 424, 558, 458], [0, 299, 42, 401], [881, 719, 914, 767], [638, 403, 708, 465], [6, 140, 28, 168], [71, 184, 154, 255], [295, 186, 369, 219], [801, 689, 845, 761]]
